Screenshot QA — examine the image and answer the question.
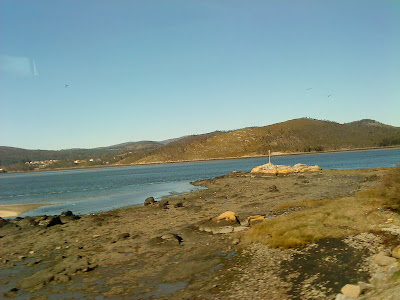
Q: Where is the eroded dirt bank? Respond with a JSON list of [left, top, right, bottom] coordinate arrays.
[[0, 168, 399, 299]]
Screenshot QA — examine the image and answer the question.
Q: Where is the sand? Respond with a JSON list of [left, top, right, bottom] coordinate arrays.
[[0, 203, 49, 218]]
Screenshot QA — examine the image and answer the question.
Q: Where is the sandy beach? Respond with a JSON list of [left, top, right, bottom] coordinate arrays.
[[1, 168, 399, 299], [0, 203, 50, 218]]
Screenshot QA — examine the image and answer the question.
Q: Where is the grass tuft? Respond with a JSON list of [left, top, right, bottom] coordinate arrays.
[[243, 196, 387, 248], [378, 165, 400, 211], [273, 199, 331, 211]]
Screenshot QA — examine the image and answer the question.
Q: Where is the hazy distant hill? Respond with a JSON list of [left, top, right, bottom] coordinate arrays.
[[0, 141, 161, 167], [117, 118, 400, 164]]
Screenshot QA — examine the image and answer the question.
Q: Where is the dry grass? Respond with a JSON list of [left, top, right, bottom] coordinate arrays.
[[243, 195, 387, 248], [273, 199, 331, 211], [378, 165, 400, 211]]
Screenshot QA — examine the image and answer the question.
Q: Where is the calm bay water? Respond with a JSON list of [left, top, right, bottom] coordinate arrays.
[[0, 148, 399, 217]]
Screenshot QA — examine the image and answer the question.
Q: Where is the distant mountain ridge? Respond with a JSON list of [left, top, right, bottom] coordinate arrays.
[[1, 118, 399, 169]]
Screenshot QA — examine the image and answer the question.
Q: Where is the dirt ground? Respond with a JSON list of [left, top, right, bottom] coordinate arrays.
[[0, 168, 398, 299]]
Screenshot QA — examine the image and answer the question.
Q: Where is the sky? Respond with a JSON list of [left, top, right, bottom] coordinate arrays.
[[1, 0, 399, 150]]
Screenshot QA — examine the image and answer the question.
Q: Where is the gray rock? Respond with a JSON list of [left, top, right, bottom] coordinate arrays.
[[357, 281, 373, 293], [335, 293, 355, 300], [370, 272, 390, 288]]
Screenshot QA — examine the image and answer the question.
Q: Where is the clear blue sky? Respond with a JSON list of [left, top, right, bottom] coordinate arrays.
[[1, 0, 399, 150]]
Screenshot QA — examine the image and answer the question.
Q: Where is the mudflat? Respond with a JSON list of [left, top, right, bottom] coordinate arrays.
[[1, 168, 399, 299]]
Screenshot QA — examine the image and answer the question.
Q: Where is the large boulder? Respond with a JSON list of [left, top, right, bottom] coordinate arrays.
[[251, 162, 321, 175], [198, 211, 247, 234]]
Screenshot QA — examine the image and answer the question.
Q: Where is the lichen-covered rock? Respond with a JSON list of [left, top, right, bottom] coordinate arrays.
[[251, 162, 321, 175]]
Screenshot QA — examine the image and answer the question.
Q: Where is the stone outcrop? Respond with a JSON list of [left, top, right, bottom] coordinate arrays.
[[251, 162, 322, 175]]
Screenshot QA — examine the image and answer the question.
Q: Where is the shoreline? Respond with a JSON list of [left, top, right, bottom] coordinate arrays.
[[2, 145, 399, 174], [1, 168, 398, 298]]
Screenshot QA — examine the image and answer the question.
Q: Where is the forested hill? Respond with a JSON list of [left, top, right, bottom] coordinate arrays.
[[117, 118, 400, 164], [1, 118, 400, 171]]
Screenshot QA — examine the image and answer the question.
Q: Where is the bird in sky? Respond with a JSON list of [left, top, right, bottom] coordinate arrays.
[[65, 84, 69, 88], [328, 94, 332, 97], [306, 87, 313, 90]]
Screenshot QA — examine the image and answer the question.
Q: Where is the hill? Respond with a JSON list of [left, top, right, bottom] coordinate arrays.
[[117, 118, 400, 164], [0, 141, 162, 169], [1, 118, 400, 171]]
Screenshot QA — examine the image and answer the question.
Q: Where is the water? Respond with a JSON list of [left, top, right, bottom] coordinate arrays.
[[0, 148, 399, 217]]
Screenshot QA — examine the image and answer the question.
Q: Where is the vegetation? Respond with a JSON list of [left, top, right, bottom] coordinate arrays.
[[378, 165, 400, 211], [119, 118, 400, 164], [243, 166, 400, 248], [242, 196, 386, 248]]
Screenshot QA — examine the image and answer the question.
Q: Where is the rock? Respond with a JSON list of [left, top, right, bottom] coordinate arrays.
[[335, 293, 355, 300], [216, 211, 239, 223], [38, 216, 63, 227], [113, 233, 130, 243], [341, 284, 361, 298], [370, 272, 390, 288], [212, 226, 234, 234], [16, 217, 38, 227], [247, 215, 265, 226], [374, 252, 397, 266], [144, 197, 156, 206], [0, 217, 9, 228], [3, 288, 19, 298], [158, 199, 169, 209], [198, 211, 241, 234], [357, 281, 373, 293], [392, 245, 400, 259], [233, 226, 248, 232], [232, 238, 240, 245], [160, 233, 183, 244], [61, 211, 73, 217], [251, 162, 321, 175], [269, 185, 279, 192]]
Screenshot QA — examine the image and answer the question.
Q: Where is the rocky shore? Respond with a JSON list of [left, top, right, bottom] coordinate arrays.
[[1, 168, 399, 299]]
